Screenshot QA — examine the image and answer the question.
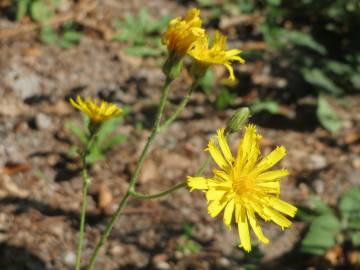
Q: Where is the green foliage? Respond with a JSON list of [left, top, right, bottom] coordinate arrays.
[[199, 69, 215, 96], [176, 224, 202, 254], [216, 87, 236, 109], [239, 0, 360, 129], [41, 22, 81, 48], [299, 188, 360, 255], [113, 8, 171, 57], [250, 99, 279, 114], [12, 0, 80, 48], [66, 114, 127, 164], [316, 96, 341, 133]]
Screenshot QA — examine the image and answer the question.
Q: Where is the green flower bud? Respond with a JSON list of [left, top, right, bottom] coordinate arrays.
[[225, 107, 250, 135], [162, 53, 183, 80]]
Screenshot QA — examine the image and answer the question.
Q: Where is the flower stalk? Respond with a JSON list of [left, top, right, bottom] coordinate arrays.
[[75, 133, 97, 270]]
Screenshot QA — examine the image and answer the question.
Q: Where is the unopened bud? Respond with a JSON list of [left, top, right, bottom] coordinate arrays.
[[163, 53, 183, 80], [225, 107, 250, 135]]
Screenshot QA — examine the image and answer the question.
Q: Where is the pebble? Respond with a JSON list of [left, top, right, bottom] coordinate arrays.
[[309, 154, 327, 170], [62, 251, 76, 266], [35, 113, 53, 130], [156, 261, 170, 270]]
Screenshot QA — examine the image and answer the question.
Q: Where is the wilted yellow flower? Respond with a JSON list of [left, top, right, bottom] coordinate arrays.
[[70, 96, 123, 123], [189, 31, 245, 80], [187, 125, 297, 252], [162, 8, 205, 57]]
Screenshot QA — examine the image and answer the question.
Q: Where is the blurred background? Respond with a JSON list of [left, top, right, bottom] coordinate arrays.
[[0, 0, 359, 269]]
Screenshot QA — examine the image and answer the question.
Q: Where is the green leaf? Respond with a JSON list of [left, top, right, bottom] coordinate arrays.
[[16, 0, 30, 21], [351, 232, 360, 247], [199, 69, 215, 95], [326, 61, 352, 75], [85, 147, 104, 164], [40, 25, 57, 44], [301, 225, 337, 255], [63, 30, 81, 43], [348, 217, 360, 230], [301, 212, 340, 255], [350, 74, 360, 89], [251, 99, 279, 114], [31, 1, 52, 23], [65, 121, 88, 144], [95, 116, 123, 144], [266, 0, 282, 6], [302, 68, 342, 95], [285, 30, 326, 55], [311, 214, 341, 231], [308, 195, 333, 215], [317, 95, 341, 133], [216, 88, 236, 110], [339, 187, 360, 219], [101, 134, 127, 153]]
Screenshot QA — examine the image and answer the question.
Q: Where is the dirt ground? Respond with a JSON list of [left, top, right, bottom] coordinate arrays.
[[0, 0, 360, 269]]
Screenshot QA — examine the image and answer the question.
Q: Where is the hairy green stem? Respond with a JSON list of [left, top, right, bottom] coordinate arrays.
[[129, 181, 187, 200], [75, 134, 96, 270], [86, 77, 172, 270], [159, 81, 198, 131]]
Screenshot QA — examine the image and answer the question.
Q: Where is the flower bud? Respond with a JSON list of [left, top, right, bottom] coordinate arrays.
[[162, 53, 183, 80], [225, 107, 250, 135]]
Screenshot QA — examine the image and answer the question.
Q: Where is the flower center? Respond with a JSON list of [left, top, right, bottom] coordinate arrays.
[[233, 176, 254, 195]]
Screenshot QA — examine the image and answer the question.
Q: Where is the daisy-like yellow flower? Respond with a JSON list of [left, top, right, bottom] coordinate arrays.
[[187, 125, 297, 252], [70, 96, 123, 123], [162, 8, 205, 57], [189, 31, 245, 80]]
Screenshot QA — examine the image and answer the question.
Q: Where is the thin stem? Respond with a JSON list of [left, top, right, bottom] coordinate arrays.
[[195, 156, 211, 176], [128, 154, 211, 201], [86, 77, 172, 270], [86, 192, 130, 270], [75, 134, 96, 270], [129, 181, 187, 200], [129, 76, 172, 191], [159, 81, 198, 131]]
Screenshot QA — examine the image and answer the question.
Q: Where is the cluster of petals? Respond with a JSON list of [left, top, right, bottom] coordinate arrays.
[[162, 8, 245, 80], [70, 96, 123, 123], [187, 125, 297, 252]]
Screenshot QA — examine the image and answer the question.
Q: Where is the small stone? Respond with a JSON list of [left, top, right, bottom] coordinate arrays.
[[309, 154, 327, 170], [156, 262, 170, 270], [62, 251, 76, 266], [35, 113, 52, 130], [312, 179, 324, 194], [218, 257, 231, 267]]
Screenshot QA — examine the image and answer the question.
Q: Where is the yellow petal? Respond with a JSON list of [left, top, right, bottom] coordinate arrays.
[[247, 209, 269, 244], [268, 197, 297, 217], [264, 207, 292, 229], [255, 169, 289, 182], [223, 199, 235, 228], [207, 138, 228, 170], [206, 189, 226, 201], [187, 176, 208, 191], [208, 199, 227, 218], [216, 128, 233, 164], [255, 146, 287, 174], [237, 206, 251, 252]]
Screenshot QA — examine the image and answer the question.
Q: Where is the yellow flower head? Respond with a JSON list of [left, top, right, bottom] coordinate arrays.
[[187, 125, 297, 252], [70, 96, 123, 123], [189, 31, 245, 80], [162, 8, 205, 57]]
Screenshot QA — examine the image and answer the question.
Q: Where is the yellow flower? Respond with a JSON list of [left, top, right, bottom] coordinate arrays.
[[189, 31, 245, 80], [187, 125, 297, 252], [162, 8, 205, 57], [70, 96, 123, 123]]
